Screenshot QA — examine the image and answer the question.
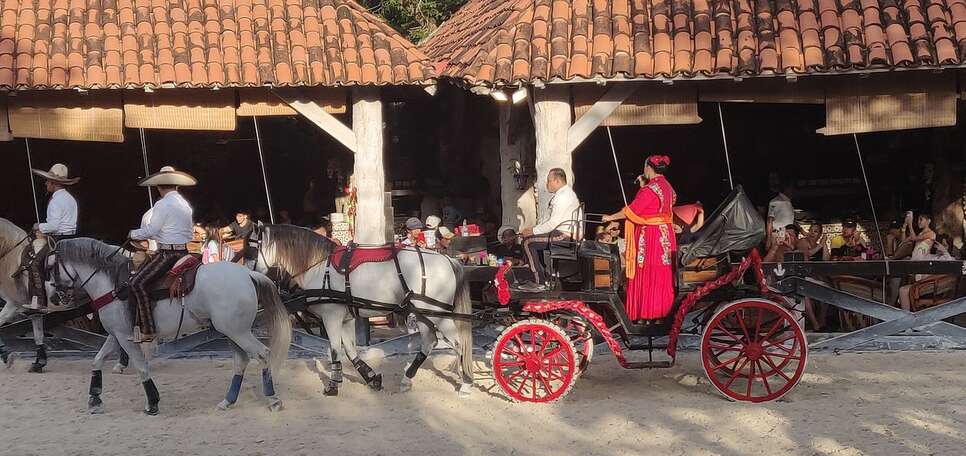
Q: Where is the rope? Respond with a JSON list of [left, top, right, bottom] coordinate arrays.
[[853, 134, 888, 276], [606, 126, 628, 207], [139, 128, 154, 207], [717, 103, 735, 190], [24, 139, 40, 224], [253, 117, 276, 224]]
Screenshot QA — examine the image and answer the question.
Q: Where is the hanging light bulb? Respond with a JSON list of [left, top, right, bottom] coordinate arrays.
[[490, 90, 510, 102], [511, 86, 528, 104]]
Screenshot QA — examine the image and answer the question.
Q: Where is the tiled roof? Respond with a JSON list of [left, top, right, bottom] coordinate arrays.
[[421, 0, 966, 87], [0, 0, 433, 90]]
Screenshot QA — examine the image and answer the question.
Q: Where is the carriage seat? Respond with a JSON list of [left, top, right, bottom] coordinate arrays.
[[144, 254, 202, 300], [330, 243, 398, 275]]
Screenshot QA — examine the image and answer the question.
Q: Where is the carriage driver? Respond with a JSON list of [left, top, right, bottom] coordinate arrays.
[[24, 163, 81, 311], [128, 166, 197, 343]]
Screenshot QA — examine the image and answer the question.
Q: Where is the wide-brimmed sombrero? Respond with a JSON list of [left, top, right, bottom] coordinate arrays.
[[32, 163, 80, 185], [138, 166, 197, 187]]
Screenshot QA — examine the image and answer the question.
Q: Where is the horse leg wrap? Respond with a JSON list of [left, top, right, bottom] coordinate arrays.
[[0, 345, 9, 366], [405, 352, 428, 379], [119, 351, 130, 368], [89, 370, 103, 409], [261, 368, 276, 397], [352, 357, 382, 390], [142, 379, 160, 416], [225, 374, 244, 405], [30, 345, 47, 373], [324, 362, 342, 396]]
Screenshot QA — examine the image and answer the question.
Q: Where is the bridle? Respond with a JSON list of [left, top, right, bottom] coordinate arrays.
[[48, 242, 127, 308]]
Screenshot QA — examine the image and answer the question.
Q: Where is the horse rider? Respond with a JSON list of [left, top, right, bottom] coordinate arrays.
[[128, 166, 196, 343], [23, 163, 80, 311]]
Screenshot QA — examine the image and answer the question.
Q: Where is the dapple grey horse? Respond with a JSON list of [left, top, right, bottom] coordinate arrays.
[[0, 218, 130, 373], [255, 225, 474, 396], [47, 238, 291, 414]]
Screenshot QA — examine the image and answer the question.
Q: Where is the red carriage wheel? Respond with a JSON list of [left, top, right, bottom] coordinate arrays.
[[492, 319, 577, 403], [550, 314, 594, 375], [700, 299, 807, 403]]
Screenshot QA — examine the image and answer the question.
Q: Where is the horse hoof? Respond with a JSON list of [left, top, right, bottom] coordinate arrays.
[[267, 399, 283, 412], [323, 386, 339, 397], [89, 405, 104, 415], [29, 363, 44, 373], [216, 400, 234, 411], [2, 353, 14, 369], [368, 374, 383, 391], [111, 363, 126, 375], [144, 405, 159, 416], [458, 383, 472, 398]]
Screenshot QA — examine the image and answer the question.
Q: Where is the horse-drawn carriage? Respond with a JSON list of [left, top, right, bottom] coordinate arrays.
[[483, 186, 808, 403]]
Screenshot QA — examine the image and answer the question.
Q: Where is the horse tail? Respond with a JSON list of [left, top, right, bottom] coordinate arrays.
[[250, 271, 292, 373], [449, 259, 474, 383]]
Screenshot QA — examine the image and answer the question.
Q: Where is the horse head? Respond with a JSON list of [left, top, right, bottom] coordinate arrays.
[[45, 238, 129, 307]]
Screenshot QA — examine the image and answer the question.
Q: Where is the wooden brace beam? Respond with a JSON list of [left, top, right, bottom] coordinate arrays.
[[273, 89, 357, 153], [566, 83, 638, 154]]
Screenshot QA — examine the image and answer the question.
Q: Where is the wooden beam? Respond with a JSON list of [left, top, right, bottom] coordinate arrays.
[[351, 86, 387, 244], [566, 83, 638, 154], [274, 88, 357, 153]]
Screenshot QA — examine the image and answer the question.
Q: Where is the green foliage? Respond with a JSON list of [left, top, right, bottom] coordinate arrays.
[[361, 0, 467, 42]]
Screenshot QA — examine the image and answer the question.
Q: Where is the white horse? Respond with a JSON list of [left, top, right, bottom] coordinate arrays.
[[0, 218, 131, 373], [255, 225, 474, 396], [46, 238, 291, 414]]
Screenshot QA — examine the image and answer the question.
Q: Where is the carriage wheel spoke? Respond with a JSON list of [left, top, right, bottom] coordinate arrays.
[[753, 308, 763, 342], [760, 354, 793, 382], [715, 325, 744, 344], [710, 351, 745, 371], [736, 309, 752, 341], [763, 351, 802, 361], [760, 317, 785, 342], [755, 360, 773, 395], [500, 360, 526, 367], [763, 333, 796, 348], [708, 342, 743, 352], [723, 358, 751, 389], [531, 376, 539, 399], [537, 375, 555, 395], [505, 367, 528, 384], [746, 360, 756, 397]]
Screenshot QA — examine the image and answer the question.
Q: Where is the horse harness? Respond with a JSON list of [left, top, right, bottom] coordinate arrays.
[[296, 243, 472, 321]]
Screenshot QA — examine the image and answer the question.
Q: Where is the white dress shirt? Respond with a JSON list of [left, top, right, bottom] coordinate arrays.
[[38, 189, 78, 235], [130, 191, 194, 245], [533, 184, 582, 237]]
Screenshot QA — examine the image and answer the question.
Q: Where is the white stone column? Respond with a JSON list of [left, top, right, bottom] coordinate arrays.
[[352, 86, 386, 244], [532, 85, 573, 222], [499, 103, 537, 229]]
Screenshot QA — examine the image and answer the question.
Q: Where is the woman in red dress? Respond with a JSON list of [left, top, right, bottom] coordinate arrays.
[[602, 155, 677, 321]]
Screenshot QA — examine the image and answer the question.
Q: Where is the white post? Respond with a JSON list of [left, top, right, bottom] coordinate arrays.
[[499, 103, 537, 230], [532, 85, 573, 221], [352, 87, 386, 244]]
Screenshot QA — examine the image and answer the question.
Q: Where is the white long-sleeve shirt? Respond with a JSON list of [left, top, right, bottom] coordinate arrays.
[[38, 189, 78, 235], [129, 191, 193, 245], [533, 185, 581, 237]]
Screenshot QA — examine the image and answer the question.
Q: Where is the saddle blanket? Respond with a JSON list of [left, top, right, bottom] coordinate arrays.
[[330, 245, 397, 274]]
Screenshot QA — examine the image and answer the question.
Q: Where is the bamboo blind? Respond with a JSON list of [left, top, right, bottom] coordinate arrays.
[[573, 86, 701, 126], [237, 88, 347, 116], [125, 90, 236, 130], [7, 92, 124, 142], [818, 73, 957, 135]]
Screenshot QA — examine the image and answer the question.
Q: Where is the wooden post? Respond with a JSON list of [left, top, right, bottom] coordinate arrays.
[[352, 87, 386, 244], [499, 103, 537, 229], [532, 85, 572, 221]]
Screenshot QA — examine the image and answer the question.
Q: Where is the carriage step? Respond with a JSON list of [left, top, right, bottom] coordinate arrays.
[[623, 361, 674, 369]]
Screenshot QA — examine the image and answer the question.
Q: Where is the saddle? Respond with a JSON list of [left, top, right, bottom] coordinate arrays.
[[329, 243, 398, 275], [146, 254, 202, 302]]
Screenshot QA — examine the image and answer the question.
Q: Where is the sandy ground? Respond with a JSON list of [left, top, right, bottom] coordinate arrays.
[[1, 350, 965, 456]]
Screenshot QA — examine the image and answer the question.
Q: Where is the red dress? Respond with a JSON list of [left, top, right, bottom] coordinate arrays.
[[623, 176, 677, 320]]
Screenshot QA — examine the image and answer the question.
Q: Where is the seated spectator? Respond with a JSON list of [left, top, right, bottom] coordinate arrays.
[[401, 217, 428, 248], [201, 225, 232, 264], [902, 212, 936, 259], [898, 238, 956, 311], [223, 210, 256, 264], [493, 226, 527, 265], [796, 223, 826, 260], [313, 218, 342, 246], [595, 221, 625, 258], [884, 220, 902, 258], [435, 227, 468, 263], [764, 224, 803, 263], [829, 220, 867, 258]]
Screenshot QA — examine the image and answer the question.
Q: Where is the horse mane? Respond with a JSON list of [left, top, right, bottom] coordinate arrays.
[[56, 238, 130, 284], [0, 218, 27, 254], [264, 224, 335, 275]]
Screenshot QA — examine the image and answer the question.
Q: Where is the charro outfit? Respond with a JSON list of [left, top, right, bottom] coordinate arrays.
[[623, 174, 677, 321], [523, 184, 581, 285], [25, 164, 80, 310], [128, 167, 196, 339]]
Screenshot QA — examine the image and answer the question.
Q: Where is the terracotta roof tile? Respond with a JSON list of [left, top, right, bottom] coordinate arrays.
[[0, 0, 432, 90], [422, 0, 965, 86]]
